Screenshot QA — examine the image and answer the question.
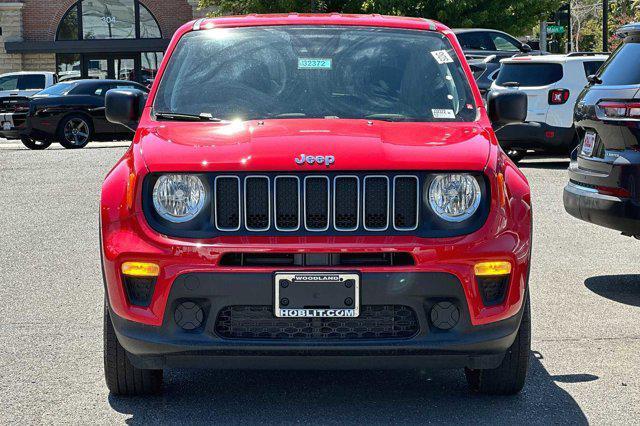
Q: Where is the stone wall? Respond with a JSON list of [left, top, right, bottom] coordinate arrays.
[[0, 2, 24, 74], [22, 53, 56, 72]]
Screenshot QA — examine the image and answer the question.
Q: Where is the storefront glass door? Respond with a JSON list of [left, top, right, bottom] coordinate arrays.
[[83, 54, 138, 81]]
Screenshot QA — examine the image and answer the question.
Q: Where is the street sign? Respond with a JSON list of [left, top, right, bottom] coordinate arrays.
[[547, 25, 565, 34]]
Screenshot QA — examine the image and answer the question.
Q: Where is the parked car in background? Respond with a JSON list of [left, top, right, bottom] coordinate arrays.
[[18, 79, 148, 150], [453, 28, 536, 61], [468, 55, 501, 101], [0, 71, 57, 140], [564, 24, 640, 237], [491, 53, 608, 162]]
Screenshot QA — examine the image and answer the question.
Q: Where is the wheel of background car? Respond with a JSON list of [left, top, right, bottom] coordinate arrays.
[[58, 114, 92, 149], [20, 136, 52, 150], [506, 149, 526, 164]]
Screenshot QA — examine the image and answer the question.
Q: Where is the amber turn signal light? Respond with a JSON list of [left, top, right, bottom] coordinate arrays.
[[474, 261, 512, 277], [121, 261, 160, 277]]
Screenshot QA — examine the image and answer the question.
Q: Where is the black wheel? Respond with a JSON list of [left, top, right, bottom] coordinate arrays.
[[465, 293, 531, 395], [506, 149, 526, 164], [58, 114, 92, 149], [104, 301, 162, 395], [20, 136, 52, 150]]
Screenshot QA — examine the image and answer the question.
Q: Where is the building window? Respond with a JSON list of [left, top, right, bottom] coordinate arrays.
[[57, 5, 80, 40], [56, 0, 161, 41], [56, 54, 82, 81]]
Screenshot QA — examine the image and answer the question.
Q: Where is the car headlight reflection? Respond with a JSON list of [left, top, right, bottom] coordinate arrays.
[[428, 174, 481, 222], [152, 174, 206, 223]]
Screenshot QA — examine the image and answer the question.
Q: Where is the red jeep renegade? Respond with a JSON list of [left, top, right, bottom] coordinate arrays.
[[101, 14, 532, 396]]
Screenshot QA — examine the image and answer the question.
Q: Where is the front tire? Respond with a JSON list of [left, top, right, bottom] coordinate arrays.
[[104, 301, 163, 395], [58, 115, 92, 149], [20, 136, 52, 150], [464, 293, 531, 395]]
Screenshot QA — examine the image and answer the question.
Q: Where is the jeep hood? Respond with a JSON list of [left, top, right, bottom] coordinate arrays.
[[137, 119, 493, 172]]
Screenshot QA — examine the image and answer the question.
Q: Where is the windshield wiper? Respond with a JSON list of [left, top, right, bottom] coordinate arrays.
[[501, 82, 521, 88], [154, 111, 225, 122], [365, 113, 414, 122]]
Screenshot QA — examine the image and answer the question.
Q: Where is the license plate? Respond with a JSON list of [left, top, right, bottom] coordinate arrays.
[[274, 272, 360, 318], [581, 132, 596, 157], [2, 122, 11, 131]]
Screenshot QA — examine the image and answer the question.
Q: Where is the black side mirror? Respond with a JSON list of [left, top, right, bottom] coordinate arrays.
[[587, 74, 602, 85], [105, 89, 146, 131], [488, 91, 528, 129], [521, 43, 532, 53]]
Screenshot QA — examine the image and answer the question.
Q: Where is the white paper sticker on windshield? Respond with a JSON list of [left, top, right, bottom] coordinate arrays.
[[298, 58, 332, 69], [432, 109, 456, 119], [431, 50, 454, 64]]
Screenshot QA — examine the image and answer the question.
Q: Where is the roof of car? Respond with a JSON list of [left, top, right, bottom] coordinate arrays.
[[189, 13, 447, 33], [66, 79, 143, 85], [501, 53, 609, 64], [616, 22, 640, 38], [452, 28, 507, 34], [0, 71, 56, 77]]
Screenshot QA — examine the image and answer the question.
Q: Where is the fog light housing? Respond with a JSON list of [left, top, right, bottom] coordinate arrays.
[[477, 276, 510, 306], [123, 276, 156, 307]]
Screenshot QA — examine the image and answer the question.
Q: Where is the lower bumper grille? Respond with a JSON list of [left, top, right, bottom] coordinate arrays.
[[214, 305, 419, 340]]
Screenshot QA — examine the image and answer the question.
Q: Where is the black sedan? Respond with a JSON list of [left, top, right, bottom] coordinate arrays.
[[452, 28, 536, 61], [19, 79, 148, 150]]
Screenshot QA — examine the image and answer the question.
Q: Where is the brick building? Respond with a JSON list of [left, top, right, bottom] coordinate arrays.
[[0, 0, 208, 82]]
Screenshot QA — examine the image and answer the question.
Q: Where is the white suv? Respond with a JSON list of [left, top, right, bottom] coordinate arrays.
[[490, 53, 608, 162]]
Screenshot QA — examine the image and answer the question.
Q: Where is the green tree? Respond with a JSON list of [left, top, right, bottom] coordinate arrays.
[[198, 0, 562, 36]]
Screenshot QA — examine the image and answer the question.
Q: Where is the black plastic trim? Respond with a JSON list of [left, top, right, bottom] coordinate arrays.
[[141, 172, 491, 238]]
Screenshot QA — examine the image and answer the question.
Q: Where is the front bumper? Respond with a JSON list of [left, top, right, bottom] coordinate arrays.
[[497, 122, 575, 153], [109, 272, 525, 370]]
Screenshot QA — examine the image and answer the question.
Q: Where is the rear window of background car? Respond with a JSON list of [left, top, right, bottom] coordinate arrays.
[[496, 63, 563, 86], [597, 42, 640, 85]]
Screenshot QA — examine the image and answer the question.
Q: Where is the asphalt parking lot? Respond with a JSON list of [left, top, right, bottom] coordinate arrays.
[[0, 138, 639, 424]]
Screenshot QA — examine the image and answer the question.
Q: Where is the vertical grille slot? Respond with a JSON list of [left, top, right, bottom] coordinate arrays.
[[364, 176, 389, 230], [214, 176, 241, 231], [393, 176, 419, 230], [304, 176, 330, 231], [244, 176, 270, 231], [274, 176, 300, 231], [334, 176, 359, 231]]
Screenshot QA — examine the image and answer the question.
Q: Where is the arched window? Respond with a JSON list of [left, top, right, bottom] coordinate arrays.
[[56, 0, 161, 41]]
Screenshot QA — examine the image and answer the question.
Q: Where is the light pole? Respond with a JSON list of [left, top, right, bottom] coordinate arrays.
[[603, 0, 609, 51]]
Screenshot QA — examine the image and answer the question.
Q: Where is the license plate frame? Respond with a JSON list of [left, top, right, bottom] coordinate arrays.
[[581, 131, 597, 157], [274, 272, 360, 318]]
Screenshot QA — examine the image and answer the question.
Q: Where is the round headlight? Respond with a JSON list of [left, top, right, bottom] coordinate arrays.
[[428, 174, 481, 222], [152, 174, 206, 223]]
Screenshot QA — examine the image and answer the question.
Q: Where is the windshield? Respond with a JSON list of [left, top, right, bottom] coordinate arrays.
[[154, 26, 477, 122], [35, 82, 78, 96]]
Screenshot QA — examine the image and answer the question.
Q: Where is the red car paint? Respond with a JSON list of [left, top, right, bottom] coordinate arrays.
[[100, 14, 532, 329]]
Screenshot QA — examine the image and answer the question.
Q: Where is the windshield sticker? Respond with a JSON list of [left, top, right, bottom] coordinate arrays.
[[432, 109, 456, 119], [431, 50, 454, 64], [298, 58, 332, 70]]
